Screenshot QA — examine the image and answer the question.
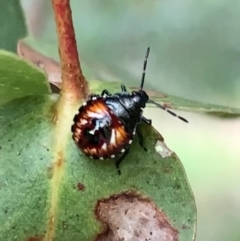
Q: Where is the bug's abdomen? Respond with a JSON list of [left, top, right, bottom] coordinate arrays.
[[72, 97, 133, 159]]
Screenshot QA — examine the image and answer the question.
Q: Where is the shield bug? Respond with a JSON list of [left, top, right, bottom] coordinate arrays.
[[71, 47, 188, 174]]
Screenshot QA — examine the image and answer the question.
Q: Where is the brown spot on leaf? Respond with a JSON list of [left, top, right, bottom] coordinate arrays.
[[55, 151, 63, 168], [25, 235, 43, 241], [77, 182, 85, 191], [94, 190, 179, 241]]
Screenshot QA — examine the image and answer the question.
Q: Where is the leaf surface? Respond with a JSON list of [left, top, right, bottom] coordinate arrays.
[[0, 96, 196, 241], [0, 51, 50, 105], [0, 54, 196, 240]]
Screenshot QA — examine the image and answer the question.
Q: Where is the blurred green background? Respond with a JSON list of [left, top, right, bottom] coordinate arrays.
[[7, 0, 240, 240]]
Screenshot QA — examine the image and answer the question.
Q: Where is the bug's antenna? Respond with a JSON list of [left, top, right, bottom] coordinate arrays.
[[140, 47, 188, 123], [140, 47, 150, 90], [148, 99, 188, 123]]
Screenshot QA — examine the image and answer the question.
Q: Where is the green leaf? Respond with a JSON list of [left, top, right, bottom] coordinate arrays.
[[148, 91, 240, 117], [0, 50, 50, 105], [0, 95, 196, 241], [0, 0, 27, 52]]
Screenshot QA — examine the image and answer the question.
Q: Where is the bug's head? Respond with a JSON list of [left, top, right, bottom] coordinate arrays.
[[132, 90, 149, 108]]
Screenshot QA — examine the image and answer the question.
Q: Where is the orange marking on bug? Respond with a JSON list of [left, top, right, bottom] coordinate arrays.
[[115, 125, 128, 143], [89, 100, 108, 113], [72, 98, 132, 159]]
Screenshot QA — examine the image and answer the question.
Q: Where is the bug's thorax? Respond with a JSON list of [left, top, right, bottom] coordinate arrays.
[[103, 90, 149, 132], [118, 90, 148, 116]]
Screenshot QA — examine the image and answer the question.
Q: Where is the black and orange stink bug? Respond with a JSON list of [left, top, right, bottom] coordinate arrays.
[[71, 47, 188, 174]]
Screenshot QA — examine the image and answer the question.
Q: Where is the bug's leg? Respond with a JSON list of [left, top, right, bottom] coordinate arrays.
[[101, 89, 112, 97], [121, 84, 127, 92], [116, 148, 130, 175], [136, 126, 148, 151], [142, 116, 152, 125]]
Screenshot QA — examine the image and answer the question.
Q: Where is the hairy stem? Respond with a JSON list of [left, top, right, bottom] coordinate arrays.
[[44, 1, 88, 240], [51, 0, 88, 102]]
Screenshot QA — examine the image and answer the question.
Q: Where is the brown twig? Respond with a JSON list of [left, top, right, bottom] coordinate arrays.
[[51, 0, 88, 102], [44, 2, 89, 240]]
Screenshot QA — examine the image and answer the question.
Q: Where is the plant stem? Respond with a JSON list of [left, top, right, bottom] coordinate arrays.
[[44, 2, 88, 240], [51, 0, 88, 102]]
